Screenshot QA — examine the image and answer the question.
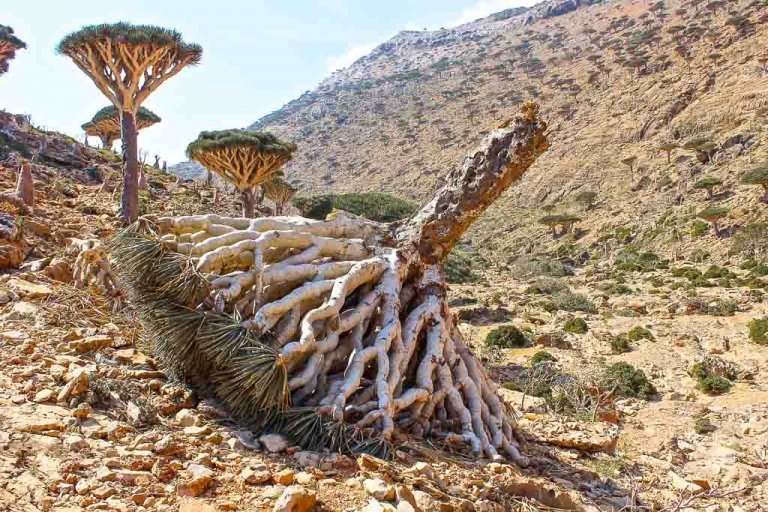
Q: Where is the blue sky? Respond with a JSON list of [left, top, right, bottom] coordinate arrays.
[[2, 0, 536, 164]]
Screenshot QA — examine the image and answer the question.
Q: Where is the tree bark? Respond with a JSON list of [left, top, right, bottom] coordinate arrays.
[[241, 188, 255, 218], [15, 161, 34, 207], [100, 135, 114, 149], [119, 110, 139, 224], [396, 105, 548, 264]]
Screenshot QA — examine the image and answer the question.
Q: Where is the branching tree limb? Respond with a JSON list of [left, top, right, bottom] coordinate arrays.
[[57, 22, 201, 223]]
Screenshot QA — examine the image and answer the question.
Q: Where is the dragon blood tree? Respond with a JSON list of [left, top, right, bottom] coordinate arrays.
[[112, 104, 548, 463], [186, 130, 296, 218], [0, 25, 26, 76], [262, 177, 298, 215], [83, 106, 161, 149], [57, 22, 202, 223]]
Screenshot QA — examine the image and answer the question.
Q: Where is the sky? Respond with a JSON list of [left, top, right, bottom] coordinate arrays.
[[2, 0, 537, 164]]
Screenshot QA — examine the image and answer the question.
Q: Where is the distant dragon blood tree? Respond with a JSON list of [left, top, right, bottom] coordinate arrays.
[[262, 177, 298, 215], [0, 25, 26, 76], [186, 130, 296, 218], [112, 104, 548, 462], [56, 22, 202, 223], [83, 106, 161, 149]]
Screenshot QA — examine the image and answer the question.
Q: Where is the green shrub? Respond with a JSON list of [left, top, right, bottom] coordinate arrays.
[[292, 192, 417, 222], [551, 290, 597, 313], [615, 249, 668, 272], [526, 277, 568, 295], [672, 267, 702, 280], [611, 283, 633, 295], [530, 351, 557, 365], [563, 317, 588, 334], [485, 325, 529, 349], [626, 326, 654, 342], [690, 220, 709, 237], [693, 415, 717, 434], [690, 361, 733, 395], [697, 375, 732, 395], [510, 256, 573, 278], [703, 265, 735, 279], [600, 363, 656, 399], [610, 335, 631, 354], [445, 247, 481, 284], [748, 318, 768, 344]]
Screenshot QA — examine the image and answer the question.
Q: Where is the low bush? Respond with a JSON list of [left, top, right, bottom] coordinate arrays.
[[530, 350, 557, 366], [526, 277, 568, 295], [292, 192, 417, 222], [689, 361, 732, 395], [563, 317, 588, 334], [748, 318, 768, 344], [551, 290, 597, 313], [626, 326, 654, 342], [600, 362, 656, 399], [610, 335, 631, 354], [445, 246, 482, 284], [485, 325, 530, 349], [509, 256, 573, 278], [693, 414, 717, 434]]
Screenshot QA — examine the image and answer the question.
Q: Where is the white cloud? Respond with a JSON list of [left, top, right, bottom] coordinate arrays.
[[325, 44, 376, 73]]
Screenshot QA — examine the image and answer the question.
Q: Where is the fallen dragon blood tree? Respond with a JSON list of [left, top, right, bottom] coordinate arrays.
[[112, 104, 548, 462]]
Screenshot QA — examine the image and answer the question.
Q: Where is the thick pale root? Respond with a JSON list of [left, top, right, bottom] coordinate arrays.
[[113, 104, 548, 462], [66, 238, 120, 295]]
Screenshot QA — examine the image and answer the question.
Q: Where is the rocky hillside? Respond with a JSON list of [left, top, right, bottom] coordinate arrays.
[[173, 0, 768, 263]]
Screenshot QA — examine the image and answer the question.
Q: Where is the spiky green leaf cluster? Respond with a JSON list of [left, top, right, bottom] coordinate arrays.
[[186, 130, 297, 160], [110, 222, 390, 457], [698, 206, 729, 220], [0, 24, 26, 49], [0, 24, 27, 75], [56, 22, 202, 64], [82, 105, 161, 132], [110, 222, 288, 417]]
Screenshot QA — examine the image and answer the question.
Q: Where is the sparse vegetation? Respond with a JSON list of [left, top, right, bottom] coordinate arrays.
[[293, 192, 416, 222], [693, 176, 723, 199], [600, 362, 656, 400], [563, 317, 588, 334], [485, 325, 530, 349], [749, 318, 768, 344]]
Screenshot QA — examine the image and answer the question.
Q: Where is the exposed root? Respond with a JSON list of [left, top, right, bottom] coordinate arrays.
[[65, 237, 121, 295], [112, 105, 548, 462], [113, 218, 526, 462]]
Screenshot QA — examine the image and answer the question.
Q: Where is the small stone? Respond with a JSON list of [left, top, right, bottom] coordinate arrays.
[[5, 301, 38, 320], [293, 451, 321, 468], [272, 486, 316, 512], [33, 389, 55, 403], [63, 434, 87, 451], [364, 478, 396, 501], [154, 435, 184, 456], [259, 433, 290, 453], [73, 402, 92, 420], [7, 279, 53, 299], [294, 471, 315, 485], [175, 409, 202, 427], [91, 485, 116, 499], [240, 467, 271, 485], [96, 466, 116, 482], [184, 425, 212, 436], [177, 464, 214, 497], [362, 499, 397, 512], [57, 370, 89, 403], [273, 468, 295, 485]]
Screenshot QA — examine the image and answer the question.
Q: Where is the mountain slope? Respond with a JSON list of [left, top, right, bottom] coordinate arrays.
[[224, 0, 767, 262]]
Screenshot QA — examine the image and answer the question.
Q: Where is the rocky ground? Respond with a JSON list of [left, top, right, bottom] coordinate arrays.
[[2, 113, 768, 511]]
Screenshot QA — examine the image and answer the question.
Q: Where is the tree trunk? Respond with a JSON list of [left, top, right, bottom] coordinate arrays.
[[241, 188, 255, 218], [396, 105, 549, 264], [206, 170, 212, 188], [275, 201, 283, 216], [114, 104, 549, 463], [15, 161, 34, 207], [119, 110, 139, 224], [100, 135, 114, 150]]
